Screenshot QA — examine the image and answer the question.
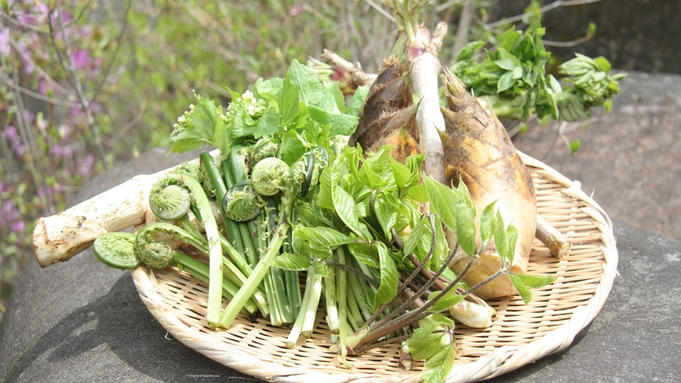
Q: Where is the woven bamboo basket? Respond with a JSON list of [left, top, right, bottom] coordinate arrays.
[[129, 152, 618, 383]]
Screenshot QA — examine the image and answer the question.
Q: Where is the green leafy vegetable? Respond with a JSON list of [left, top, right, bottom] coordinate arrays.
[[451, 21, 625, 122]]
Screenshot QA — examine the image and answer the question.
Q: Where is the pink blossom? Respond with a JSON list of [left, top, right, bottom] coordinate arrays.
[[12, 141, 24, 156], [1, 199, 19, 222], [38, 78, 53, 96], [23, 109, 35, 123], [77, 153, 94, 177], [11, 219, 25, 233], [5, 125, 18, 140], [289, 4, 305, 16], [72, 49, 89, 70], [50, 143, 73, 157], [0, 27, 10, 57]]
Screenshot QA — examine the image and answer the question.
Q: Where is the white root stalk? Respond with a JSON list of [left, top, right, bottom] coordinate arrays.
[[32, 149, 222, 267], [410, 22, 448, 184]]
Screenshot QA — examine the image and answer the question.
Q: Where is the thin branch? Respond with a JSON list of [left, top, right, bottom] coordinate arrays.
[[0, 56, 53, 215], [0, 14, 49, 33], [111, 107, 144, 144], [0, 74, 79, 108], [436, 0, 466, 13], [55, 0, 93, 32], [364, 0, 396, 23], [451, 0, 474, 61], [48, 5, 108, 167], [542, 34, 593, 47], [485, 0, 601, 30], [300, 3, 335, 26], [89, 0, 132, 104], [7, 38, 74, 98]]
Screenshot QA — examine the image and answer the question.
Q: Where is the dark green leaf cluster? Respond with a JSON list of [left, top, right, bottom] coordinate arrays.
[[290, 145, 429, 311], [451, 22, 557, 121], [450, 22, 625, 123], [403, 314, 457, 383], [556, 54, 627, 121], [168, 60, 367, 162]]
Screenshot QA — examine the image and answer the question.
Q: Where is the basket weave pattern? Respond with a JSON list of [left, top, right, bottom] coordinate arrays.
[[131, 153, 618, 383]]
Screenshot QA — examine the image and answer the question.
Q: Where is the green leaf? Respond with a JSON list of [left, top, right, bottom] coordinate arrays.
[[508, 273, 533, 304], [308, 105, 359, 136], [279, 73, 301, 126], [479, 201, 497, 251], [292, 235, 332, 260], [570, 139, 581, 153], [287, 60, 324, 105], [294, 227, 356, 248], [346, 242, 379, 269], [346, 85, 369, 117], [455, 40, 485, 62], [431, 218, 450, 271], [169, 129, 205, 154], [405, 323, 442, 360], [548, 74, 562, 94], [316, 166, 335, 210], [313, 260, 329, 277], [418, 312, 455, 328], [191, 94, 217, 139], [373, 242, 399, 311], [513, 273, 556, 289], [332, 179, 371, 240], [389, 157, 413, 190], [270, 253, 311, 271], [586, 22, 597, 38], [495, 48, 522, 70], [424, 176, 458, 231], [505, 224, 518, 263], [279, 130, 306, 165], [497, 71, 516, 92], [373, 192, 401, 240], [406, 184, 428, 203], [493, 211, 510, 264], [454, 182, 477, 256], [594, 56, 611, 73], [254, 106, 281, 139], [426, 290, 465, 313], [229, 104, 255, 138], [254, 77, 284, 101], [403, 216, 432, 261], [422, 346, 457, 383]]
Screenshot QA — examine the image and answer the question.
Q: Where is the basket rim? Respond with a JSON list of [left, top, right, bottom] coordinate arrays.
[[131, 152, 619, 383]]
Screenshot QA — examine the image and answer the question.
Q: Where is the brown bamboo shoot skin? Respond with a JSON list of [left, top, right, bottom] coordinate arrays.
[[348, 56, 420, 162], [440, 72, 537, 299]]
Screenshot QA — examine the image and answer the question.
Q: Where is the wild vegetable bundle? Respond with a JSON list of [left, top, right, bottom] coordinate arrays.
[[32, 3, 623, 383]]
